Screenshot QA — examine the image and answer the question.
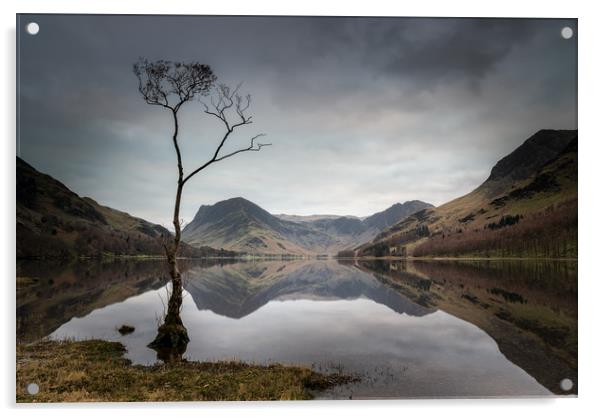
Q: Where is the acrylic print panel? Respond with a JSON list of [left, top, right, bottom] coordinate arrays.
[[16, 14, 577, 402]]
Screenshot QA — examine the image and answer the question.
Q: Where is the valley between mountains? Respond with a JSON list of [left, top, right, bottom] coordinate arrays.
[[17, 129, 577, 259]]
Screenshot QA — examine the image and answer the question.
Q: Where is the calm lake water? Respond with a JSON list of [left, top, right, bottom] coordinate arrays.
[[17, 258, 577, 399]]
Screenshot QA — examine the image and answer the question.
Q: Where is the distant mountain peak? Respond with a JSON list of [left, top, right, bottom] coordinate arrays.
[[221, 196, 254, 205], [362, 200, 434, 231]]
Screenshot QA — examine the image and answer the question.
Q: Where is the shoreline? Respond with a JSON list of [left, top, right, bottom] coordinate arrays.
[[16, 340, 356, 402]]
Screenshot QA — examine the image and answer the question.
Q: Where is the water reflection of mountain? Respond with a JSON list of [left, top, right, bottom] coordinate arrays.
[[183, 261, 434, 319], [17, 259, 174, 342], [17, 257, 577, 397], [353, 259, 577, 396]]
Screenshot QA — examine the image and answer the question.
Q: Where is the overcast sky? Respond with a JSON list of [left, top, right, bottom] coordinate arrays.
[[17, 15, 577, 227]]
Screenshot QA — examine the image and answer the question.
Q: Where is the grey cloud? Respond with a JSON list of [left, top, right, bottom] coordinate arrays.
[[17, 15, 577, 224], [304, 18, 536, 84]]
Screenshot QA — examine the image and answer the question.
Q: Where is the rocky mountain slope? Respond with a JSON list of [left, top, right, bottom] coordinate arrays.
[[16, 157, 232, 258], [356, 129, 577, 258], [181, 198, 432, 255]]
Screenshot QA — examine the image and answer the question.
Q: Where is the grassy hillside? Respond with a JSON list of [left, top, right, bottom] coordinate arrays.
[[16, 157, 233, 259], [356, 130, 577, 258]]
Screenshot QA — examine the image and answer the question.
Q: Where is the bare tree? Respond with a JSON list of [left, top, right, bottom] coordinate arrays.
[[133, 58, 270, 353]]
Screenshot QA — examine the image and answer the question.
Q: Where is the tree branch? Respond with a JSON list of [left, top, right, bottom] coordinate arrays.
[[214, 134, 271, 162], [182, 83, 269, 185], [134, 63, 270, 200], [182, 134, 270, 185]]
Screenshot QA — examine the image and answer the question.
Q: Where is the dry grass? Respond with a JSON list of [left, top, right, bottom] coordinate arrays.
[[16, 276, 39, 288], [16, 340, 356, 402]]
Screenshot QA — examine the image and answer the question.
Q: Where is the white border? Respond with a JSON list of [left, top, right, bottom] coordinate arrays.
[[3, 1, 601, 416]]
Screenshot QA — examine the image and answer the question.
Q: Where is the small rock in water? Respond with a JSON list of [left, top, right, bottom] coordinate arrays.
[[118, 324, 135, 335]]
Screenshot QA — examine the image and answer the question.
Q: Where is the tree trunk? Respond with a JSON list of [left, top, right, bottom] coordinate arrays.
[[165, 180, 184, 322], [148, 112, 189, 362]]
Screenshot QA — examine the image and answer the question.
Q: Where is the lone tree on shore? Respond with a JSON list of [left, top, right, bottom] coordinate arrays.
[[133, 58, 270, 355]]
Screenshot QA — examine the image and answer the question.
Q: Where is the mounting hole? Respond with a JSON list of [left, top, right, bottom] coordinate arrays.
[[561, 27, 573, 40], [26, 22, 40, 35], [27, 383, 39, 395], [560, 378, 573, 391]]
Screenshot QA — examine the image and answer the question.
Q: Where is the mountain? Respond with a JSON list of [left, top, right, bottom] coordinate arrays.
[[275, 214, 359, 223], [363, 200, 434, 230], [483, 129, 577, 196], [356, 129, 577, 258], [182, 197, 328, 255], [16, 157, 233, 258], [181, 198, 432, 255]]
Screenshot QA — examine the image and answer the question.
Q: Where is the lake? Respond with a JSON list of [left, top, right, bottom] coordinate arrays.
[[16, 258, 577, 399]]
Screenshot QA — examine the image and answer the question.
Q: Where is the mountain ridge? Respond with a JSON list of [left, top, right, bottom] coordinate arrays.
[[182, 197, 433, 255]]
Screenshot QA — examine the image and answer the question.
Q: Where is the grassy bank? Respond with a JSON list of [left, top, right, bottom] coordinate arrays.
[[17, 340, 355, 402]]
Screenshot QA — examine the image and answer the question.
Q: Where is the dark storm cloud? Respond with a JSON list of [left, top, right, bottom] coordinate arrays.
[[381, 20, 534, 81], [302, 18, 537, 85], [17, 15, 577, 225]]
